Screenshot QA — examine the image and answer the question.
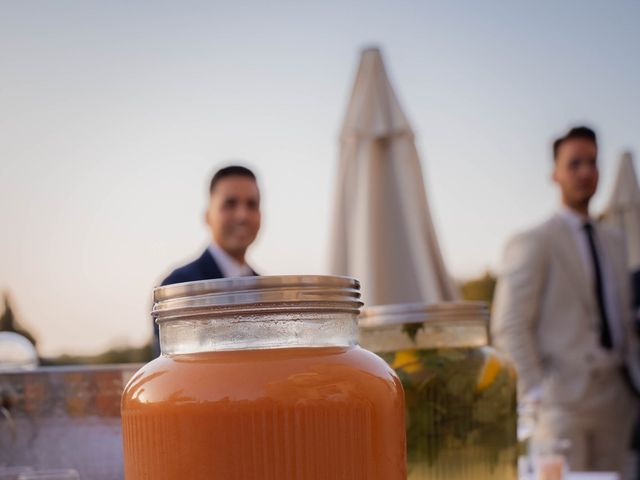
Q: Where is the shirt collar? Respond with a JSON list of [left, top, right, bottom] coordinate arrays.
[[557, 205, 592, 231], [207, 241, 253, 278]]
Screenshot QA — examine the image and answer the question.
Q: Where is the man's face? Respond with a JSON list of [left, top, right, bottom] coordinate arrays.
[[206, 176, 261, 257], [553, 138, 599, 209]]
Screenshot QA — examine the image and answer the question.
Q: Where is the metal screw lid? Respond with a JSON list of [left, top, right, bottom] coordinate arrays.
[[359, 301, 488, 328], [153, 275, 363, 322]]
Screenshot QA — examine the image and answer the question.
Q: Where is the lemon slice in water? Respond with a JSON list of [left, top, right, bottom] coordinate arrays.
[[476, 352, 502, 391], [392, 349, 422, 374]]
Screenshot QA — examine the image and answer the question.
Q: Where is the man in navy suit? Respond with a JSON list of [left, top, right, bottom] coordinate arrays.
[[153, 165, 261, 351]]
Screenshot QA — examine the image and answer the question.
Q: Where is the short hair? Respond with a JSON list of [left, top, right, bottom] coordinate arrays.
[[209, 165, 257, 194], [553, 126, 597, 161]]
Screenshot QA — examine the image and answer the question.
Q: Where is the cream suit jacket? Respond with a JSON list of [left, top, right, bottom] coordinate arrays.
[[492, 214, 640, 404]]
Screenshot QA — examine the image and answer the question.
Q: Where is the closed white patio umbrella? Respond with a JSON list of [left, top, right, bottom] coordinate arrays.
[[329, 47, 458, 306], [601, 151, 640, 271]]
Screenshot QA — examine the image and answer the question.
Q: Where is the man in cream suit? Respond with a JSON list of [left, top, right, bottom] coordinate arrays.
[[493, 126, 640, 474]]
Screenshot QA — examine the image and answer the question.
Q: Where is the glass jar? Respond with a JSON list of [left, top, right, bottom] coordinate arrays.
[[359, 302, 517, 480], [121, 276, 406, 479]]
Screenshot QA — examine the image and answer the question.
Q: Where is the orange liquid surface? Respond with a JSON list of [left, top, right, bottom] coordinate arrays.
[[121, 346, 406, 480]]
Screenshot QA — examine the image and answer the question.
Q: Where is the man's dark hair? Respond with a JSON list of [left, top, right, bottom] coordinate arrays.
[[553, 126, 597, 161], [209, 165, 257, 194]]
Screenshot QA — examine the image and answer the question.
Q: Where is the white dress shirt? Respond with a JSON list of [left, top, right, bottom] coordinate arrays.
[[557, 206, 623, 352], [207, 242, 254, 278]]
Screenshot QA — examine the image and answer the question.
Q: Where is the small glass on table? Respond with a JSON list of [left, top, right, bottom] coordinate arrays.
[[533, 439, 570, 480]]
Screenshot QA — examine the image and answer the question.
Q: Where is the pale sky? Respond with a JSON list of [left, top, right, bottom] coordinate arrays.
[[1, 0, 639, 356]]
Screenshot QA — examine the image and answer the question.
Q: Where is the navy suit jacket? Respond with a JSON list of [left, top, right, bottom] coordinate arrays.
[[153, 249, 257, 353], [161, 249, 226, 286]]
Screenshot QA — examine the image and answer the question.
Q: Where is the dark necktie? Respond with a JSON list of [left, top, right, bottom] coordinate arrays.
[[583, 222, 614, 350]]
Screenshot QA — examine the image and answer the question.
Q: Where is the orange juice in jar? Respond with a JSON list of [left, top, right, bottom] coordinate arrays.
[[121, 276, 406, 480]]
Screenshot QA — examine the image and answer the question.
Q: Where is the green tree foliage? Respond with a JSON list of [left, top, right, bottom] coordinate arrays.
[[459, 272, 497, 306], [41, 343, 153, 366]]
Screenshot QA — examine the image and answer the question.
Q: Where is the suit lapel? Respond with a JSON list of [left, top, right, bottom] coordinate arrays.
[[549, 216, 596, 313], [199, 249, 224, 279], [200, 248, 258, 278]]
